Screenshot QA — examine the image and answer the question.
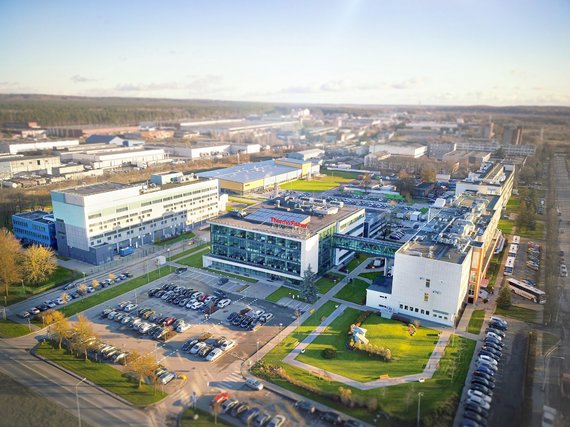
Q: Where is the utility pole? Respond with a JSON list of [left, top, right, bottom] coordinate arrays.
[[416, 392, 424, 427]]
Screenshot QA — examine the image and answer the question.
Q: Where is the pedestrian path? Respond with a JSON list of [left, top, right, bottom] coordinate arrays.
[[208, 371, 245, 391], [275, 297, 312, 312]]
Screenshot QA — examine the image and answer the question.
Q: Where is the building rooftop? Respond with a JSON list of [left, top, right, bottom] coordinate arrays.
[[209, 200, 362, 239], [55, 182, 130, 196], [13, 210, 54, 224], [198, 160, 298, 183]]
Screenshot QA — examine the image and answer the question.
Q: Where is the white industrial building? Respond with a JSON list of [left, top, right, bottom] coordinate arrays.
[[52, 173, 222, 265], [455, 162, 515, 208], [61, 147, 166, 169], [0, 139, 80, 154], [153, 142, 260, 160], [369, 142, 427, 158], [366, 192, 502, 326], [0, 155, 61, 178]]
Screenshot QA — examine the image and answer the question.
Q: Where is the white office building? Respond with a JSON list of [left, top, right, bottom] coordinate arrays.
[[52, 173, 221, 265]]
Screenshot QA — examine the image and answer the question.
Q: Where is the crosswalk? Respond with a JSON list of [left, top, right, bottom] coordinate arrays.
[[208, 371, 245, 391]]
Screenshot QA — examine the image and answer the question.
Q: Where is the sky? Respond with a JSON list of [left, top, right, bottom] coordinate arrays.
[[0, 0, 569, 106]]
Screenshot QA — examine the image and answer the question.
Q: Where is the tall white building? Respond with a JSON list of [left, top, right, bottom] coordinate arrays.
[[52, 173, 221, 265]]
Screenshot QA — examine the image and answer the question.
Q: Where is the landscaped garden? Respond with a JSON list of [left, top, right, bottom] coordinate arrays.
[[253, 303, 476, 426], [280, 175, 354, 192], [333, 279, 369, 305], [296, 308, 439, 380], [344, 254, 372, 273], [316, 272, 345, 294], [155, 231, 195, 246], [266, 286, 305, 303]]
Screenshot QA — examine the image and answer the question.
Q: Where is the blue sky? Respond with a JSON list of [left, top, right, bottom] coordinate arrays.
[[0, 0, 569, 105]]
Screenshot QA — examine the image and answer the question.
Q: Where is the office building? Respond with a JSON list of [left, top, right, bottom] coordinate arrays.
[[52, 173, 221, 265], [204, 197, 365, 285], [12, 211, 57, 249]]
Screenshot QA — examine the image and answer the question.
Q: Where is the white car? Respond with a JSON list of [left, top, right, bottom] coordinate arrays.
[[190, 301, 204, 310], [190, 342, 207, 354], [159, 372, 175, 384], [467, 389, 492, 404], [478, 354, 498, 366], [217, 298, 232, 308], [29, 307, 40, 315], [220, 340, 237, 351], [87, 287, 95, 293], [206, 348, 224, 362], [56, 297, 66, 305], [139, 323, 152, 334], [203, 295, 215, 304], [486, 331, 503, 342], [121, 316, 132, 324], [245, 378, 263, 390], [251, 309, 265, 319], [124, 303, 139, 312], [176, 323, 191, 333]]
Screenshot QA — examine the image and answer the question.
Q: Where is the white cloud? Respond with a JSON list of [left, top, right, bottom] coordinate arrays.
[[70, 75, 97, 83]]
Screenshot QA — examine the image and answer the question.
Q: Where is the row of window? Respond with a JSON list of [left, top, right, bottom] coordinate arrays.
[[398, 304, 448, 321]]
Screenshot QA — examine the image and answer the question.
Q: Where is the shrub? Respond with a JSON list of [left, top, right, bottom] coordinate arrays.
[[321, 348, 337, 359]]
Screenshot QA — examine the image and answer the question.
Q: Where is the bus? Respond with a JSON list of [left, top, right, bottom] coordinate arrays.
[[507, 278, 546, 304], [512, 235, 521, 245], [508, 244, 519, 258], [504, 256, 515, 276]]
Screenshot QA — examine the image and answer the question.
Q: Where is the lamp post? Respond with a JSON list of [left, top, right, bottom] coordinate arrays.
[[75, 377, 87, 427], [21, 279, 25, 295], [167, 249, 172, 273], [416, 392, 424, 427], [256, 341, 260, 363]]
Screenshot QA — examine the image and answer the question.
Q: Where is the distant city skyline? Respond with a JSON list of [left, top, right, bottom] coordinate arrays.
[[1, 0, 569, 106]]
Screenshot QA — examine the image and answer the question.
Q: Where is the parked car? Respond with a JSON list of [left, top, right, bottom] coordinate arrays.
[[240, 408, 261, 424], [220, 340, 237, 351], [222, 398, 239, 413], [217, 298, 232, 308], [159, 371, 175, 385], [245, 378, 264, 391], [190, 342, 207, 354], [467, 389, 492, 403], [198, 345, 214, 358], [231, 403, 249, 417], [320, 411, 343, 425], [227, 312, 239, 322], [295, 400, 315, 413], [254, 412, 272, 427], [267, 415, 287, 427], [206, 348, 224, 362]]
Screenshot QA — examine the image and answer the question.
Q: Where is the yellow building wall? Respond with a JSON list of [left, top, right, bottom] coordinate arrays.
[[275, 159, 311, 176]]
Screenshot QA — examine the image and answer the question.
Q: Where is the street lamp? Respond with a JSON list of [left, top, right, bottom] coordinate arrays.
[[417, 392, 424, 427], [75, 377, 87, 427], [256, 341, 260, 363], [21, 279, 25, 295]]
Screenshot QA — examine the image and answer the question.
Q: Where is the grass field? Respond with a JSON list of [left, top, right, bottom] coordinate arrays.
[[155, 231, 195, 246], [256, 302, 475, 425], [485, 251, 504, 290], [333, 279, 368, 305], [467, 309, 485, 335], [265, 286, 305, 303], [6, 266, 81, 306], [176, 245, 211, 267], [358, 271, 384, 282], [498, 218, 515, 235], [517, 220, 545, 239], [279, 175, 354, 192], [345, 254, 372, 273], [297, 309, 438, 380], [0, 319, 32, 338], [315, 273, 344, 294], [506, 196, 521, 210], [58, 268, 172, 317], [321, 169, 362, 179], [36, 341, 166, 406], [169, 243, 210, 261], [495, 305, 538, 323], [180, 407, 232, 426]]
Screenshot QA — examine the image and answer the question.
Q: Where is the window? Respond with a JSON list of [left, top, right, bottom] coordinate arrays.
[[424, 292, 429, 302], [399, 304, 403, 309], [426, 311, 430, 315], [421, 309, 424, 314], [405, 305, 408, 310], [415, 308, 419, 313], [425, 279, 430, 288]]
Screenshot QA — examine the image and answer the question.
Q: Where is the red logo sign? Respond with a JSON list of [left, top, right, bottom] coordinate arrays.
[[271, 216, 308, 229]]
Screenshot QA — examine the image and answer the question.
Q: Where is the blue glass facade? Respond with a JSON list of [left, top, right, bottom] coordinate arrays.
[[12, 211, 57, 249]]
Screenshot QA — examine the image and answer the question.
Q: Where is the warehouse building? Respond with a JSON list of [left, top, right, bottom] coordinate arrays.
[[204, 197, 365, 285], [60, 147, 166, 169], [197, 159, 320, 194], [0, 139, 79, 154], [52, 173, 222, 265], [0, 155, 61, 178]]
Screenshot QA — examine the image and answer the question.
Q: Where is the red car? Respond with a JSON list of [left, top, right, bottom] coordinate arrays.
[[163, 317, 177, 326], [198, 294, 209, 302], [211, 391, 229, 406]]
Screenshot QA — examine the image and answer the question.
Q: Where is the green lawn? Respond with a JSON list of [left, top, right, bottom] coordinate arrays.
[[181, 407, 232, 426], [266, 286, 305, 303], [345, 254, 372, 273], [155, 231, 196, 246], [517, 220, 545, 239], [485, 251, 504, 290], [36, 341, 166, 406], [333, 279, 368, 305], [495, 305, 539, 323], [176, 246, 211, 267], [315, 273, 344, 294], [6, 266, 81, 306], [169, 243, 210, 261], [255, 302, 475, 425], [506, 196, 520, 210], [358, 271, 384, 282], [279, 175, 354, 192], [467, 309, 485, 335], [58, 268, 172, 317], [321, 169, 362, 179], [0, 319, 32, 338], [498, 218, 515, 235], [297, 309, 438, 380]]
